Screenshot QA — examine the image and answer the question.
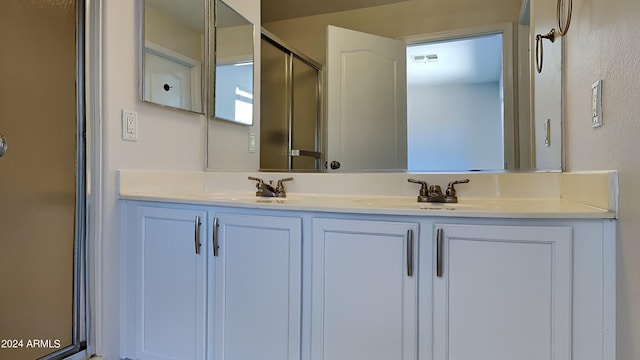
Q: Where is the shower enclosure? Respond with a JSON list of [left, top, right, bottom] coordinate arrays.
[[0, 1, 88, 359], [260, 31, 322, 171]]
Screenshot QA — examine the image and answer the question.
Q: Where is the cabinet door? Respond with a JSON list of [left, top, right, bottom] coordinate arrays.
[[134, 206, 207, 360], [213, 213, 302, 360], [311, 218, 418, 360], [433, 224, 572, 360]]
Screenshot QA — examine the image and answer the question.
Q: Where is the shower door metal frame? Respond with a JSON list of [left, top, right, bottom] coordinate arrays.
[[261, 30, 323, 171], [40, 0, 93, 359]]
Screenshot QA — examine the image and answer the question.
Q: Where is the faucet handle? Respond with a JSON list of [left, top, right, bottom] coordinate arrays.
[[275, 177, 294, 198], [447, 178, 470, 187], [408, 178, 429, 202], [248, 176, 266, 196], [276, 177, 294, 186], [444, 179, 470, 203], [248, 176, 266, 188], [408, 178, 427, 188]]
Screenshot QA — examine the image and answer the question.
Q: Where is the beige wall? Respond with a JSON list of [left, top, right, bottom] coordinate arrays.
[[264, 0, 522, 65], [563, 0, 640, 357], [145, 5, 203, 61], [217, 25, 254, 62]]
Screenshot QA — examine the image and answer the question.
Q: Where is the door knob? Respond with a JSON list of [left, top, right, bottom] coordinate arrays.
[[0, 133, 7, 157], [330, 161, 341, 170]]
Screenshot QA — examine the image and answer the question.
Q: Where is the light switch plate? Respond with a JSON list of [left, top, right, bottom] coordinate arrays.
[[248, 133, 256, 153], [592, 80, 603, 128], [122, 110, 138, 141]]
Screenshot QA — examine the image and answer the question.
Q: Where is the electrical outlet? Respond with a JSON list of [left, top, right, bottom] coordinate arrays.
[[122, 110, 138, 141], [592, 80, 603, 128]]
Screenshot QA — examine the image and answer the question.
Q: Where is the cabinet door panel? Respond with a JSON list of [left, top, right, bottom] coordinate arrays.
[[434, 224, 572, 360], [135, 206, 207, 360], [214, 213, 302, 360], [311, 218, 418, 360]]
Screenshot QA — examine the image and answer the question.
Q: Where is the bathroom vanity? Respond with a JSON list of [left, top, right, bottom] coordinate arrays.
[[119, 171, 616, 360]]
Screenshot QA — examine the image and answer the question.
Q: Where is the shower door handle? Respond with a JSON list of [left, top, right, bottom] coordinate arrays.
[[0, 133, 7, 158]]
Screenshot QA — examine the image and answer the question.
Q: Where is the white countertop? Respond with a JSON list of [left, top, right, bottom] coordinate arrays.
[[119, 190, 615, 219]]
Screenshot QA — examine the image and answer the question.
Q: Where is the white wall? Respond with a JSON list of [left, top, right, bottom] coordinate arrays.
[[563, 0, 640, 357], [96, 0, 259, 358], [407, 83, 503, 171]]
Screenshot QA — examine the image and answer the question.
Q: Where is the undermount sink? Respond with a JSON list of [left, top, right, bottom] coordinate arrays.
[[254, 198, 289, 204], [196, 193, 310, 204], [193, 192, 484, 210], [351, 197, 481, 210]]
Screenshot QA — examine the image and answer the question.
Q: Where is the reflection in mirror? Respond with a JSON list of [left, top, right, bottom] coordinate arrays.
[[405, 31, 510, 172], [213, 0, 255, 125], [142, 0, 205, 113], [206, 0, 562, 172], [260, 33, 322, 171]]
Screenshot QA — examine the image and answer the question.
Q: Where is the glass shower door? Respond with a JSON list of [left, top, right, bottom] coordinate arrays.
[[0, 1, 84, 359], [260, 35, 321, 171], [291, 56, 321, 170], [260, 36, 290, 170]]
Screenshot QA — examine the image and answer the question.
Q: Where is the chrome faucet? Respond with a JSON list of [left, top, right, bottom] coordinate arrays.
[[248, 176, 293, 198], [408, 178, 470, 203]]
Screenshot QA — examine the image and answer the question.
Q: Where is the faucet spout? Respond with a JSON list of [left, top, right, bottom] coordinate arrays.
[[248, 177, 277, 197], [258, 181, 277, 197]]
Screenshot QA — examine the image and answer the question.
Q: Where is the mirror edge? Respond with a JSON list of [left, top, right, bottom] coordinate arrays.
[[209, 0, 256, 126]]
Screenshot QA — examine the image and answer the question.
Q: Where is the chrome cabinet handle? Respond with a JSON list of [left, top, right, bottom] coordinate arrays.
[[213, 217, 220, 257], [436, 228, 443, 277], [194, 216, 202, 255], [0, 133, 7, 158], [407, 229, 414, 277]]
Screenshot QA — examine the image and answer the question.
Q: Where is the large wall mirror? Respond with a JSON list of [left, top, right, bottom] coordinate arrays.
[[212, 0, 255, 125], [204, 0, 563, 173], [141, 0, 205, 114]]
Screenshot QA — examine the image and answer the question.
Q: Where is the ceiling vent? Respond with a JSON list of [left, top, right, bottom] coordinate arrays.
[[411, 54, 438, 63]]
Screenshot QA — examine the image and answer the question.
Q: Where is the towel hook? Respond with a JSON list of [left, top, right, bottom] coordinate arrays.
[[535, 29, 556, 73]]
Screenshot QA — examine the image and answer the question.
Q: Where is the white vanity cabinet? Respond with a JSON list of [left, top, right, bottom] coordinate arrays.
[[432, 224, 572, 360], [424, 219, 615, 360], [310, 218, 419, 360], [122, 203, 208, 360], [122, 203, 303, 360], [121, 199, 615, 360], [211, 213, 302, 360]]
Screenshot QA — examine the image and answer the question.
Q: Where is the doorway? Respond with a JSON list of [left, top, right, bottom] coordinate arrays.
[[406, 32, 507, 171], [0, 1, 88, 359]]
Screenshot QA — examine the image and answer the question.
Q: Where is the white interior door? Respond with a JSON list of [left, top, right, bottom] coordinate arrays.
[[144, 50, 194, 111], [326, 25, 407, 171]]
